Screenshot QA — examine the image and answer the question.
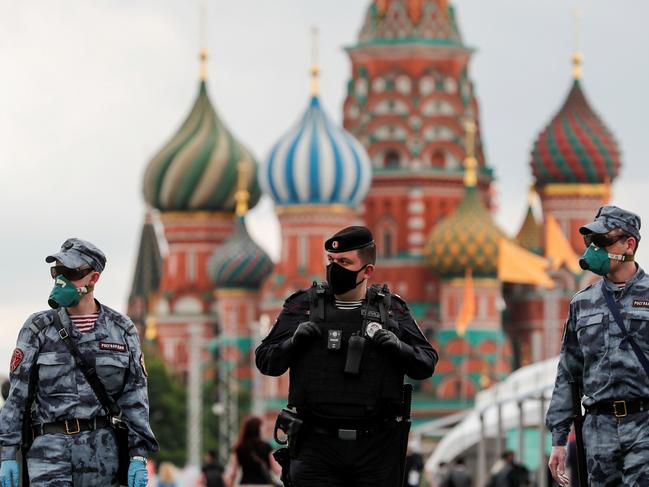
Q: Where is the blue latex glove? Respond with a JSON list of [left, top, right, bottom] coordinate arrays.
[[0, 460, 19, 487], [127, 458, 147, 487]]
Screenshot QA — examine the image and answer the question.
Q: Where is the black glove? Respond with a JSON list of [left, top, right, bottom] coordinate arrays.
[[373, 329, 401, 353], [291, 321, 322, 347]]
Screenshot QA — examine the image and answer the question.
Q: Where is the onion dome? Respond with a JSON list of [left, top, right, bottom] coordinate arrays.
[[208, 162, 273, 290], [427, 121, 504, 278], [208, 216, 273, 290], [427, 186, 504, 278], [143, 51, 261, 212], [530, 53, 621, 186], [356, 0, 465, 48], [259, 49, 372, 208]]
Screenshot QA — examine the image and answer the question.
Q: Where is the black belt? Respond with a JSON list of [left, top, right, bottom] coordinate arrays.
[[586, 398, 649, 417], [311, 419, 397, 441], [33, 416, 112, 437]]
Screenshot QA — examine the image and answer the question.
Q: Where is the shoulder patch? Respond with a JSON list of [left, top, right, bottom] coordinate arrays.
[[10, 348, 24, 373]]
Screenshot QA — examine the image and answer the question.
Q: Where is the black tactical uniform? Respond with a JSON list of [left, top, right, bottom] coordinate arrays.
[[255, 226, 437, 487]]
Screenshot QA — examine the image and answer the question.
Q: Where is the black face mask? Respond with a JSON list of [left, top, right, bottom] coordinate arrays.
[[326, 262, 367, 295]]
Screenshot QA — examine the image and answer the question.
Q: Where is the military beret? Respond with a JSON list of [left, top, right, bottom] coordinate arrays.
[[325, 226, 374, 253], [46, 238, 107, 272], [579, 205, 641, 241]]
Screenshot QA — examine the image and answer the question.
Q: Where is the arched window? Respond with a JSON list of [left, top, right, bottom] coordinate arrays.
[[384, 150, 400, 168], [383, 230, 394, 258], [431, 150, 445, 168]]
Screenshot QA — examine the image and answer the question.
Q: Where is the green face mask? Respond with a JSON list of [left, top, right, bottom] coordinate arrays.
[[48, 275, 89, 309], [579, 243, 634, 276]]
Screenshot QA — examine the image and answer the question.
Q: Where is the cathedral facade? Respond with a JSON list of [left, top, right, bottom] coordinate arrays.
[[128, 0, 622, 427]]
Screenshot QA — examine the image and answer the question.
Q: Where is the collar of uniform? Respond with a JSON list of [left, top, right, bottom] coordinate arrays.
[[603, 264, 644, 295], [62, 300, 109, 343]]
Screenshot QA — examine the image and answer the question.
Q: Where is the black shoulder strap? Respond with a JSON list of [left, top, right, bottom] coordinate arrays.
[[49, 310, 122, 418], [601, 284, 649, 378]]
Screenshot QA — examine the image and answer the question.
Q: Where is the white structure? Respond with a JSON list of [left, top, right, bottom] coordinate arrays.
[[421, 357, 560, 487]]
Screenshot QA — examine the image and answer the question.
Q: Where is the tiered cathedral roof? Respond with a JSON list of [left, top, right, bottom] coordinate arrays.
[[357, 0, 464, 47]]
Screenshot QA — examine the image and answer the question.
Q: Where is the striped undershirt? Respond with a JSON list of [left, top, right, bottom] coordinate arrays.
[[335, 299, 363, 310], [69, 313, 99, 333]]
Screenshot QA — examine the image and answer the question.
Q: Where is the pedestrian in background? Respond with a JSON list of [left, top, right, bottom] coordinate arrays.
[[224, 416, 280, 487], [202, 449, 226, 487], [157, 462, 178, 487]]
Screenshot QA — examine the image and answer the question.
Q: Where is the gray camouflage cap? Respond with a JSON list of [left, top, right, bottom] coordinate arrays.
[[45, 238, 107, 272], [579, 205, 641, 241]]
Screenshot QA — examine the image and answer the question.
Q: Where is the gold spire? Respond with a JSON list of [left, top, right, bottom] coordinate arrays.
[[235, 160, 250, 216], [199, 0, 208, 80], [310, 27, 320, 96], [463, 119, 477, 188], [527, 185, 537, 207], [572, 9, 583, 80]]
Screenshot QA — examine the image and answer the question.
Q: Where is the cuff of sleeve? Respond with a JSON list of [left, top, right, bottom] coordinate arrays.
[[1, 446, 18, 461], [551, 430, 568, 447], [129, 447, 148, 458]]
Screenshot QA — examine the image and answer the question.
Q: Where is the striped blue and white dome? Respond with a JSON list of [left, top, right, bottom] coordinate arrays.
[[259, 96, 372, 207]]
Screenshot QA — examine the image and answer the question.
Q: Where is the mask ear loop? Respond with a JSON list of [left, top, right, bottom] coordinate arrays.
[[608, 253, 634, 263]]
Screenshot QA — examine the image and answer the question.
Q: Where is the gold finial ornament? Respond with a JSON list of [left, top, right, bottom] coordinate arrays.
[[235, 160, 251, 216], [310, 26, 320, 96], [198, 0, 208, 80], [463, 119, 477, 188], [199, 48, 208, 81], [572, 9, 583, 80], [527, 184, 537, 207]]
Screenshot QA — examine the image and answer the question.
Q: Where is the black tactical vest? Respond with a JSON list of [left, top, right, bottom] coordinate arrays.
[[288, 283, 404, 418]]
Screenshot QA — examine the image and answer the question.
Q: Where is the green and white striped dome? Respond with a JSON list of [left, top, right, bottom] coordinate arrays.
[[143, 81, 261, 212]]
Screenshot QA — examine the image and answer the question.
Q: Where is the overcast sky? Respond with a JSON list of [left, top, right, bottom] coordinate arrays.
[[1, 0, 648, 370]]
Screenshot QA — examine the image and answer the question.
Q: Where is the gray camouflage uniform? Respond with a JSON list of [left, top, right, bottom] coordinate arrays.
[[0, 306, 158, 486], [0, 238, 157, 486], [546, 206, 649, 486]]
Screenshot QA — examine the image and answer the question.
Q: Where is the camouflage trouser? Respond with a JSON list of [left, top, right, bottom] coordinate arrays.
[[583, 410, 649, 486], [26, 427, 119, 486]]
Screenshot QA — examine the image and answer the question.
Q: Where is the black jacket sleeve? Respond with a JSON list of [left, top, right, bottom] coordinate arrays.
[[255, 291, 310, 377], [390, 296, 438, 380]]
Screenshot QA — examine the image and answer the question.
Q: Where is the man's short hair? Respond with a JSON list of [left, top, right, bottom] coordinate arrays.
[[357, 242, 376, 265]]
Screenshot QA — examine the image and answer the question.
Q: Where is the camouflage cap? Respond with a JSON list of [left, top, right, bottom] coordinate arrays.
[[579, 205, 641, 241], [45, 238, 107, 272]]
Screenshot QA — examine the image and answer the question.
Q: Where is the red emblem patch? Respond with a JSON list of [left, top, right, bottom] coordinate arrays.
[[10, 348, 24, 373], [140, 353, 147, 377]]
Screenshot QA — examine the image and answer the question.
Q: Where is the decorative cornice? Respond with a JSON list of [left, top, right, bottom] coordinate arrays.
[[540, 183, 609, 198]]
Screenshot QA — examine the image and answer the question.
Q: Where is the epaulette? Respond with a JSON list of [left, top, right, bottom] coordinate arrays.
[[571, 281, 599, 304], [27, 310, 55, 335], [103, 305, 137, 335], [284, 289, 308, 304]]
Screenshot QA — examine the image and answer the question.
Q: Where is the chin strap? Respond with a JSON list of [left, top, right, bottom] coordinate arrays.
[[608, 253, 634, 262]]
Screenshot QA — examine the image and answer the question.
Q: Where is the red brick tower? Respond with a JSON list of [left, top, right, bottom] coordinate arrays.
[[342, 0, 494, 330]]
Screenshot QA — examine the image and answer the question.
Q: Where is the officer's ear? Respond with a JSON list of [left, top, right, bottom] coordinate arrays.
[[624, 235, 638, 255], [362, 264, 375, 280], [88, 271, 101, 286]]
